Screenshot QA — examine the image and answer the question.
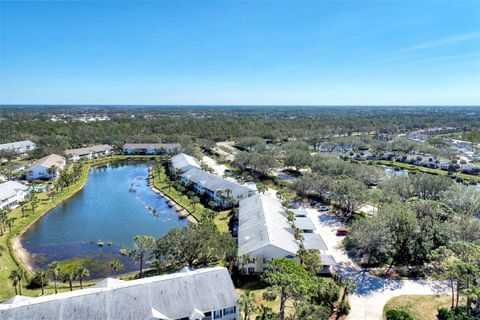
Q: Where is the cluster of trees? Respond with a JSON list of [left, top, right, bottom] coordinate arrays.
[[10, 258, 103, 296], [2, 106, 479, 158], [240, 258, 340, 320], [128, 219, 236, 276], [346, 181, 480, 267]]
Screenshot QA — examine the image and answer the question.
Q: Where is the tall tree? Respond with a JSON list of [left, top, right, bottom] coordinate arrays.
[[109, 259, 123, 279], [239, 290, 256, 320], [75, 267, 90, 289], [129, 235, 155, 278], [48, 262, 61, 294]]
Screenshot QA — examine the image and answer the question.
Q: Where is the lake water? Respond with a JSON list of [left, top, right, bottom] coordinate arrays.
[[384, 167, 409, 176], [21, 161, 188, 278]]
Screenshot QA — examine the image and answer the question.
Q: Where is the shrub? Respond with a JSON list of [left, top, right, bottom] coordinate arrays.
[[262, 289, 277, 301], [385, 308, 414, 320], [437, 307, 477, 320], [339, 299, 350, 315], [27, 272, 49, 289]]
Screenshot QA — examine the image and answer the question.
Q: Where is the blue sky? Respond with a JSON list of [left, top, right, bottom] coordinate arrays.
[[1, 1, 479, 105]]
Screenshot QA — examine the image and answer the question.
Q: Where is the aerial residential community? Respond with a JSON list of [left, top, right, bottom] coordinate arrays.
[[1, 1, 480, 320]]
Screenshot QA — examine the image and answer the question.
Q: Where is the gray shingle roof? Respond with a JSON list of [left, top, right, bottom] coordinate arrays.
[[0, 181, 28, 201], [28, 154, 65, 171], [0, 140, 36, 152], [0, 267, 237, 320], [170, 153, 200, 172], [182, 168, 251, 200], [238, 194, 299, 256], [65, 145, 113, 156], [123, 143, 180, 149]]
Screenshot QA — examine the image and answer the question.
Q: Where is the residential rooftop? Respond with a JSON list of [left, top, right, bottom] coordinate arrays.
[[65, 144, 113, 156], [238, 193, 299, 256], [182, 167, 251, 199], [0, 266, 238, 320], [28, 154, 65, 171]]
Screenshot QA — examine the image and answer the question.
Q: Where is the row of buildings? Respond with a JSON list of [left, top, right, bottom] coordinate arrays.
[[170, 153, 254, 208], [0, 140, 36, 155], [0, 267, 239, 320], [346, 151, 480, 174], [170, 153, 335, 273]]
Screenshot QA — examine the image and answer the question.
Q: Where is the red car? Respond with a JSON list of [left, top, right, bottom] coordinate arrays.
[[336, 228, 350, 236]]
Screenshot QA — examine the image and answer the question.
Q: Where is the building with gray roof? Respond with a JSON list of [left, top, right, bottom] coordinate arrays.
[[238, 194, 300, 274], [181, 167, 254, 208], [0, 181, 29, 210], [65, 145, 113, 162], [0, 140, 36, 155], [0, 266, 238, 320], [27, 154, 66, 181], [123, 143, 180, 155], [170, 153, 200, 173]]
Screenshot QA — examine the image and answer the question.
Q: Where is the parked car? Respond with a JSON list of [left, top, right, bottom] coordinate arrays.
[[336, 228, 350, 236], [318, 206, 329, 212]]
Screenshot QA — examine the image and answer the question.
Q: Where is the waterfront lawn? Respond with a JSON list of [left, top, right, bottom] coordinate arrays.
[[0, 162, 92, 300], [383, 295, 454, 320], [151, 166, 231, 231]]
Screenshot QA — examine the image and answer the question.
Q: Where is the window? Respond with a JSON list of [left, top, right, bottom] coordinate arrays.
[[247, 267, 255, 274], [214, 310, 222, 319], [223, 306, 236, 316]]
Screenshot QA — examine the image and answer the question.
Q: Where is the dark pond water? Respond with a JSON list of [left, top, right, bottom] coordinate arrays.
[[21, 161, 188, 278]]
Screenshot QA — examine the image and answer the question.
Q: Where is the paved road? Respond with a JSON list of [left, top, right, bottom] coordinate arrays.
[[305, 208, 448, 320]]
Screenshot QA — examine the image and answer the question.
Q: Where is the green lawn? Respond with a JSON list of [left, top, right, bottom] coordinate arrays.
[[1, 155, 233, 301], [151, 167, 231, 231], [0, 161, 92, 300], [0, 155, 164, 301]]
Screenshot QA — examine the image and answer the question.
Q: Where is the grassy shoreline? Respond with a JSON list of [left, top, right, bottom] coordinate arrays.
[[0, 155, 160, 300]]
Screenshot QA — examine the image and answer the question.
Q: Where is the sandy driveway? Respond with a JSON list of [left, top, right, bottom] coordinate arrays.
[[305, 208, 448, 320]]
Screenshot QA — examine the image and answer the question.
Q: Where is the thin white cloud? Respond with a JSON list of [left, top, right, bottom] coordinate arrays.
[[400, 31, 480, 52]]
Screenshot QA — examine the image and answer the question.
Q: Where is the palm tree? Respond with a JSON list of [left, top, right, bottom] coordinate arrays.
[[63, 271, 75, 291], [30, 192, 38, 215], [6, 217, 16, 234], [256, 183, 268, 194], [75, 267, 90, 289], [285, 209, 295, 223], [256, 305, 274, 320], [48, 262, 60, 294], [35, 269, 47, 295], [128, 235, 155, 278], [0, 210, 7, 236], [9, 270, 20, 295], [190, 196, 200, 211], [109, 259, 123, 279], [224, 188, 233, 206], [293, 227, 304, 242], [240, 290, 256, 320], [47, 165, 58, 179]]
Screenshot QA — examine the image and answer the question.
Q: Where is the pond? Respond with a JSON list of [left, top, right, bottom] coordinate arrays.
[[21, 161, 188, 278]]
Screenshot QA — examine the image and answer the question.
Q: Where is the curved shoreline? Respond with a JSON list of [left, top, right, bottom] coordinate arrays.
[[11, 161, 95, 275], [11, 157, 191, 277], [147, 168, 198, 224]]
